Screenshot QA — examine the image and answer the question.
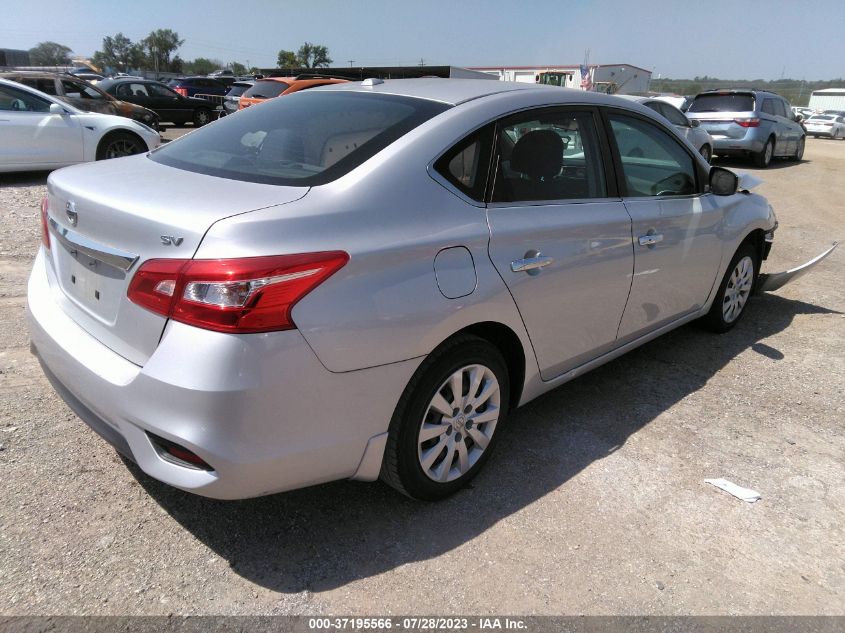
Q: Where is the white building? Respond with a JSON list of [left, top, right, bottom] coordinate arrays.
[[808, 88, 845, 112], [469, 63, 652, 95]]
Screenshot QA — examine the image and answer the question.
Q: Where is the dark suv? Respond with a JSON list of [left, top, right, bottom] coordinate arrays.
[[685, 89, 805, 167], [0, 71, 160, 130]]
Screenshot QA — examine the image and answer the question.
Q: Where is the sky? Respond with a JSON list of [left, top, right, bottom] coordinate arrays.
[[3, 0, 844, 80]]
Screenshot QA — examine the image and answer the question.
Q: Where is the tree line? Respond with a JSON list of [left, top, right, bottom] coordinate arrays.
[[27, 33, 334, 76]]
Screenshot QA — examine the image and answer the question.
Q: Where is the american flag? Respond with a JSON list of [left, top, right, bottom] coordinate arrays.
[[580, 65, 593, 91]]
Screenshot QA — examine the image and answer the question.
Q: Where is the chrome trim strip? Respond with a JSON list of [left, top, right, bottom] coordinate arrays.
[[48, 217, 139, 273]]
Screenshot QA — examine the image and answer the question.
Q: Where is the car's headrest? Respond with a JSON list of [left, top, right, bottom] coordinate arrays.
[[510, 130, 563, 180]]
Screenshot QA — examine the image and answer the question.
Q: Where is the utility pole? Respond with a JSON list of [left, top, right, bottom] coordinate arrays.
[[348, 60, 354, 67], [419, 58, 425, 67]]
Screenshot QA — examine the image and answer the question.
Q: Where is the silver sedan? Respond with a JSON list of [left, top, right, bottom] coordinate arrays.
[[27, 79, 836, 500]]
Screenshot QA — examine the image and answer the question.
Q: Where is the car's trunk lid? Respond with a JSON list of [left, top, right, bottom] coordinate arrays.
[[44, 155, 308, 365]]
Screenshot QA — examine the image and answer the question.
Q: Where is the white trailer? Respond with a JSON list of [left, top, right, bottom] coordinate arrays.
[[808, 88, 845, 112]]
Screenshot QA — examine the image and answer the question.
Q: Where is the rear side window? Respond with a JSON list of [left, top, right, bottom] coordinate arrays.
[[491, 109, 607, 203], [688, 93, 754, 113], [761, 99, 776, 115], [243, 80, 290, 99], [609, 114, 697, 197], [150, 91, 450, 186], [434, 125, 494, 202]]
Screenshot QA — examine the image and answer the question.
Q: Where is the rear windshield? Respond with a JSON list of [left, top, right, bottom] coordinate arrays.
[[149, 91, 450, 186], [226, 84, 251, 97], [809, 115, 833, 121], [242, 80, 290, 99], [688, 93, 755, 113]]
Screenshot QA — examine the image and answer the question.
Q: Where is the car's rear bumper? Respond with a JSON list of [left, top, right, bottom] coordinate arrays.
[[27, 249, 420, 499], [709, 134, 765, 154]]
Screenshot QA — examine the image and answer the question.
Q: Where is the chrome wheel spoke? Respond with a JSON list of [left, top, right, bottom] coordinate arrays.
[[470, 407, 498, 426], [467, 427, 490, 450], [456, 440, 469, 474], [470, 379, 497, 409], [449, 371, 464, 407], [467, 366, 483, 404], [421, 436, 448, 471], [436, 439, 457, 482], [429, 391, 453, 417], [419, 422, 449, 442]]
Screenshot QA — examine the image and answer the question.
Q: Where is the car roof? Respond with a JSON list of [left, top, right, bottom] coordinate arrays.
[[311, 78, 622, 106]]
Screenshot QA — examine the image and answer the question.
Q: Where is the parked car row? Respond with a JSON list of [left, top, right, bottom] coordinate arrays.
[[0, 71, 161, 129], [97, 77, 221, 127], [0, 77, 160, 172]]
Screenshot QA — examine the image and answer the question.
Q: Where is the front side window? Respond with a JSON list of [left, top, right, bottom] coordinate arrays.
[[655, 102, 688, 127], [62, 80, 103, 99], [608, 114, 697, 197], [150, 91, 449, 186], [0, 84, 51, 112], [491, 109, 606, 203]]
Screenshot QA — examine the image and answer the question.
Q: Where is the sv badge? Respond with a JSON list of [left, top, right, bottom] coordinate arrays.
[[160, 236, 184, 246]]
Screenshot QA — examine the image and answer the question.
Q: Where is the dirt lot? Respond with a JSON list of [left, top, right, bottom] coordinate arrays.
[[1, 138, 843, 616]]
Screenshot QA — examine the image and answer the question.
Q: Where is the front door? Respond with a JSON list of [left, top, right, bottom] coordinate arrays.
[[486, 107, 634, 380], [606, 111, 724, 341]]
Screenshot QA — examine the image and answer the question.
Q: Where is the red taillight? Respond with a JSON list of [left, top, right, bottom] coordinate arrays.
[[734, 118, 760, 128], [174, 87, 188, 97], [40, 197, 51, 250], [127, 252, 349, 333]]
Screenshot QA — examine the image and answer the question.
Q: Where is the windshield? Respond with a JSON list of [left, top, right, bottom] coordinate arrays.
[[242, 80, 290, 99], [688, 93, 755, 113], [149, 91, 450, 186]]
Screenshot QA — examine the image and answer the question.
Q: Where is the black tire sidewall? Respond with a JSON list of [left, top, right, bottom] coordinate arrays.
[[386, 337, 510, 500], [194, 109, 210, 126], [96, 132, 145, 161]]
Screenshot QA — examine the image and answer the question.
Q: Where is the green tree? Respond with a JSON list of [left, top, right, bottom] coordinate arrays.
[[29, 41, 73, 66], [141, 29, 184, 73], [231, 62, 247, 76], [186, 57, 222, 75], [92, 33, 144, 72], [277, 50, 298, 68], [297, 42, 332, 68]]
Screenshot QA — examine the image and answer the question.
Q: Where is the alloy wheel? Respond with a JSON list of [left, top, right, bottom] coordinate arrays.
[[722, 255, 754, 323], [417, 364, 501, 483]]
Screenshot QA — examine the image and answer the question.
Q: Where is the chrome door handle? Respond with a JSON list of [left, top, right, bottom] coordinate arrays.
[[511, 255, 554, 273], [638, 234, 664, 247]]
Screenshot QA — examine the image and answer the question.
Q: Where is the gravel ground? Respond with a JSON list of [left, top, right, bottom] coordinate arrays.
[[0, 138, 843, 616]]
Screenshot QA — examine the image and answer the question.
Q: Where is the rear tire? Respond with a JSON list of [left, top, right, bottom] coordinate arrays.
[[380, 335, 510, 501], [95, 131, 146, 161], [193, 108, 211, 127], [700, 242, 758, 333], [753, 137, 774, 168]]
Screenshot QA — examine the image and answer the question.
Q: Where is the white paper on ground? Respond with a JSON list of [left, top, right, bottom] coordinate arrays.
[[705, 478, 762, 503]]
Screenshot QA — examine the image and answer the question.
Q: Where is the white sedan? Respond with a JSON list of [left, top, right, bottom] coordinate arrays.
[[804, 114, 845, 140], [0, 77, 160, 173]]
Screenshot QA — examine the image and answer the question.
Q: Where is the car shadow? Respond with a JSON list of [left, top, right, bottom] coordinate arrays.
[[0, 171, 51, 186], [129, 293, 839, 594]]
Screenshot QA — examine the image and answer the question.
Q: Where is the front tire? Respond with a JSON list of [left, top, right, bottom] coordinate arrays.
[[95, 131, 146, 161], [380, 335, 510, 501], [790, 136, 805, 161], [700, 243, 758, 333], [753, 137, 774, 168]]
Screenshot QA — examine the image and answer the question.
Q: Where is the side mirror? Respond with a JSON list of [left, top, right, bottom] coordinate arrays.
[[710, 166, 739, 196], [49, 103, 68, 115], [689, 118, 700, 128], [794, 113, 803, 122]]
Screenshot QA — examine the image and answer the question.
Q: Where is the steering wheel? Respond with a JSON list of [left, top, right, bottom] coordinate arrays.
[[651, 172, 690, 196]]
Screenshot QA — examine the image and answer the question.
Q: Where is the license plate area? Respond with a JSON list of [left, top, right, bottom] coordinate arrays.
[[54, 240, 127, 324]]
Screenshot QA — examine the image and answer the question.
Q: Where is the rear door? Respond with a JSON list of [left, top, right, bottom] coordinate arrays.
[[606, 111, 723, 341], [761, 98, 789, 154], [146, 82, 189, 122], [486, 106, 634, 379]]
